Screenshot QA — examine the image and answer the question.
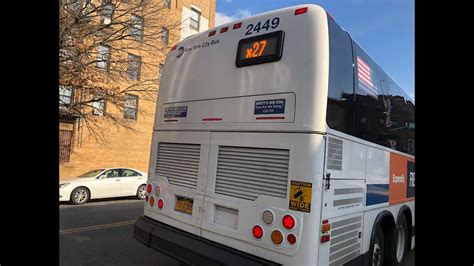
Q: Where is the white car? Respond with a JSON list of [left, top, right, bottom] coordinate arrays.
[[59, 168, 147, 205]]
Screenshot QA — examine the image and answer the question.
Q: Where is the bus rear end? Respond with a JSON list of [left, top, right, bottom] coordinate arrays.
[[134, 5, 330, 265]]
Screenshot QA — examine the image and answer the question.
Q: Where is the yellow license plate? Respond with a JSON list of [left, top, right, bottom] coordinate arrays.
[[175, 196, 193, 214]]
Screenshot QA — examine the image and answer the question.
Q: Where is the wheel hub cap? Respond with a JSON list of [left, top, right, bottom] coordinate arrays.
[[373, 243, 383, 266], [396, 225, 406, 262]]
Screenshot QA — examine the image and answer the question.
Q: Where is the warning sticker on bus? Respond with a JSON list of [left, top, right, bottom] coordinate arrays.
[[254, 99, 285, 115], [164, 106, 188, 118], [289, 180, 312, 213]]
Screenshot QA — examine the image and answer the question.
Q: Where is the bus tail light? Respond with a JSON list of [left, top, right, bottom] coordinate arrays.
[[145, 195, 149, 202], [155, 186, 161, 196], [220, 26, 229, 33], [321, 220, 331, 233], [321, 223, 331, 232], [171, 44, 177, 51], [252, 225, 263, 239], [321, 234, 330, 243], [149, 196, 155, 207], [282, 215, 295, 229], [233, 22, 242, 29], [147, 184, 152, 193], [287, 234, 297, 245], [208, 30, 216, 37], [158, 199, 164, 209], [294, 7, 308, 15], [271, 230, 283, 245]]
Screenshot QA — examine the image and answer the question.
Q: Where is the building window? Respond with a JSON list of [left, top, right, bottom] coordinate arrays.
[[127, 53, 141, 80], [100, 3, 114, 25], [92, 94, 106, 116], [161, 27, 169, 44], [97, 44, 110, 71], [158, 63, 164, 80], [190, 7, 201, 30], [124, 94, 138, 119], [59, 86, 73, 105], [164, 0, 171, 9], [131, 14, 144, 41]]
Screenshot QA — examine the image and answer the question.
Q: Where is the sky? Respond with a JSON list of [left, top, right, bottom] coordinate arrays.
[[215, 0, 414, 99]]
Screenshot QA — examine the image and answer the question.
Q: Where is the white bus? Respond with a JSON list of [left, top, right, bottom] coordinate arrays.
[[134, 4, 415, 266]]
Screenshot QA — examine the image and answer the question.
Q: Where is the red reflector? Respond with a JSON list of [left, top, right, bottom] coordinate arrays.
[[321, 234, 330, 243], [295, 7, 308, 15], [252, 225, 263, 239], [147, 184, 152, 193], [282, 215, 295, 229], [255, 116, 285, 120], [145, 195, 149, 202], [322, 219, 329, 224], [158, 199, 163, 209], [287, 234, 297, 245], [220, 27, 229, 33], [202, 118, 222, 121], [208, 30, 216, 36], [233, 22, 242, 29], [171, 44, 177, 51]]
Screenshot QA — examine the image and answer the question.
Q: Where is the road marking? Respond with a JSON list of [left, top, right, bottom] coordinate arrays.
[[60, 220, 136, 235], [60, 199, 144, 209]]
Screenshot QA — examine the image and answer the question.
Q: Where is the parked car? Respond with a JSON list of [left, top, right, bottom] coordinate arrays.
[[59, 168, 147, 205]]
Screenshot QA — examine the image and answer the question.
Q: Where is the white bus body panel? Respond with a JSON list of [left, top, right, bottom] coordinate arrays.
[[316, 129, 414, 265], [142, 3, 414, 265], [155, 4, 329, 133], [146, 131, 327, 265]]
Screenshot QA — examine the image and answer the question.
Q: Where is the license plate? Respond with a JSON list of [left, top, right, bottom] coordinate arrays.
[[175, 196, 193, 214]]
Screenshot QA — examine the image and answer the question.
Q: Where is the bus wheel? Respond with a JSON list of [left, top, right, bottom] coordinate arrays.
[[370, 224, 385, 266], [389, 215, 409, 265]]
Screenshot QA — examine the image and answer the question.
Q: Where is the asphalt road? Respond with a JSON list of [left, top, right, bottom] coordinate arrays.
[[60, 198, 180, 266], [60, 198, 414, 266]]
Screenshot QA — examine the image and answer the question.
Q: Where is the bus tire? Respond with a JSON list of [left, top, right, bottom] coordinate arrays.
[[71, 187, 90, 205], [369, 223, 385, 266], [388, 214, 409, 265]]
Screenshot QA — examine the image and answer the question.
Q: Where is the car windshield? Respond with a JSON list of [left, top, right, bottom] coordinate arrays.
[[78, 169, 105, 178]]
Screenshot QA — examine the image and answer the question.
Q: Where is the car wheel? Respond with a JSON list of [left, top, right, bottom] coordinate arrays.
[[137, 184, 147, 200], [71, 187, 89, 205], [370, 224, 385, 266], [388, 215, 409, 265]]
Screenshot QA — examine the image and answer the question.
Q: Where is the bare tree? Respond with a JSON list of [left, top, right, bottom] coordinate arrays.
[[59, 0, 180, 141]]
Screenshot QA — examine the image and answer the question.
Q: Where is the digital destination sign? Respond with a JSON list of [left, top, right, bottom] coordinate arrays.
[[235, 31, 285, 67]]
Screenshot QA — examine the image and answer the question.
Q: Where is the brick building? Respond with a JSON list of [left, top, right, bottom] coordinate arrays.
[[59, 0, 216, 180]]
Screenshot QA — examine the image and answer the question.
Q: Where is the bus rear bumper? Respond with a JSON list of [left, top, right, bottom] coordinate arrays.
[[133, 215, 280, 266]]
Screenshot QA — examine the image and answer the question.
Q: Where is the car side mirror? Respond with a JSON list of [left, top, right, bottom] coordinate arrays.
[[98, 174, 107, 179]]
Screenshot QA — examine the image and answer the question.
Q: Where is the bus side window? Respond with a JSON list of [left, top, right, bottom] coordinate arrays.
[[406, 99, 415, 155], [326, 17, 354, 135], [387, 81, 415, 155], [354, 45, 415, 155], [353, 47, 389, 148]]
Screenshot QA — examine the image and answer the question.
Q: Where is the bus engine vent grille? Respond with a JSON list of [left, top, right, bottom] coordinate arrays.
[[329, 215, 363, 266], [215, 146, 290, 201], [327, 137, 343, 170], [155, 142, 201, 189]]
